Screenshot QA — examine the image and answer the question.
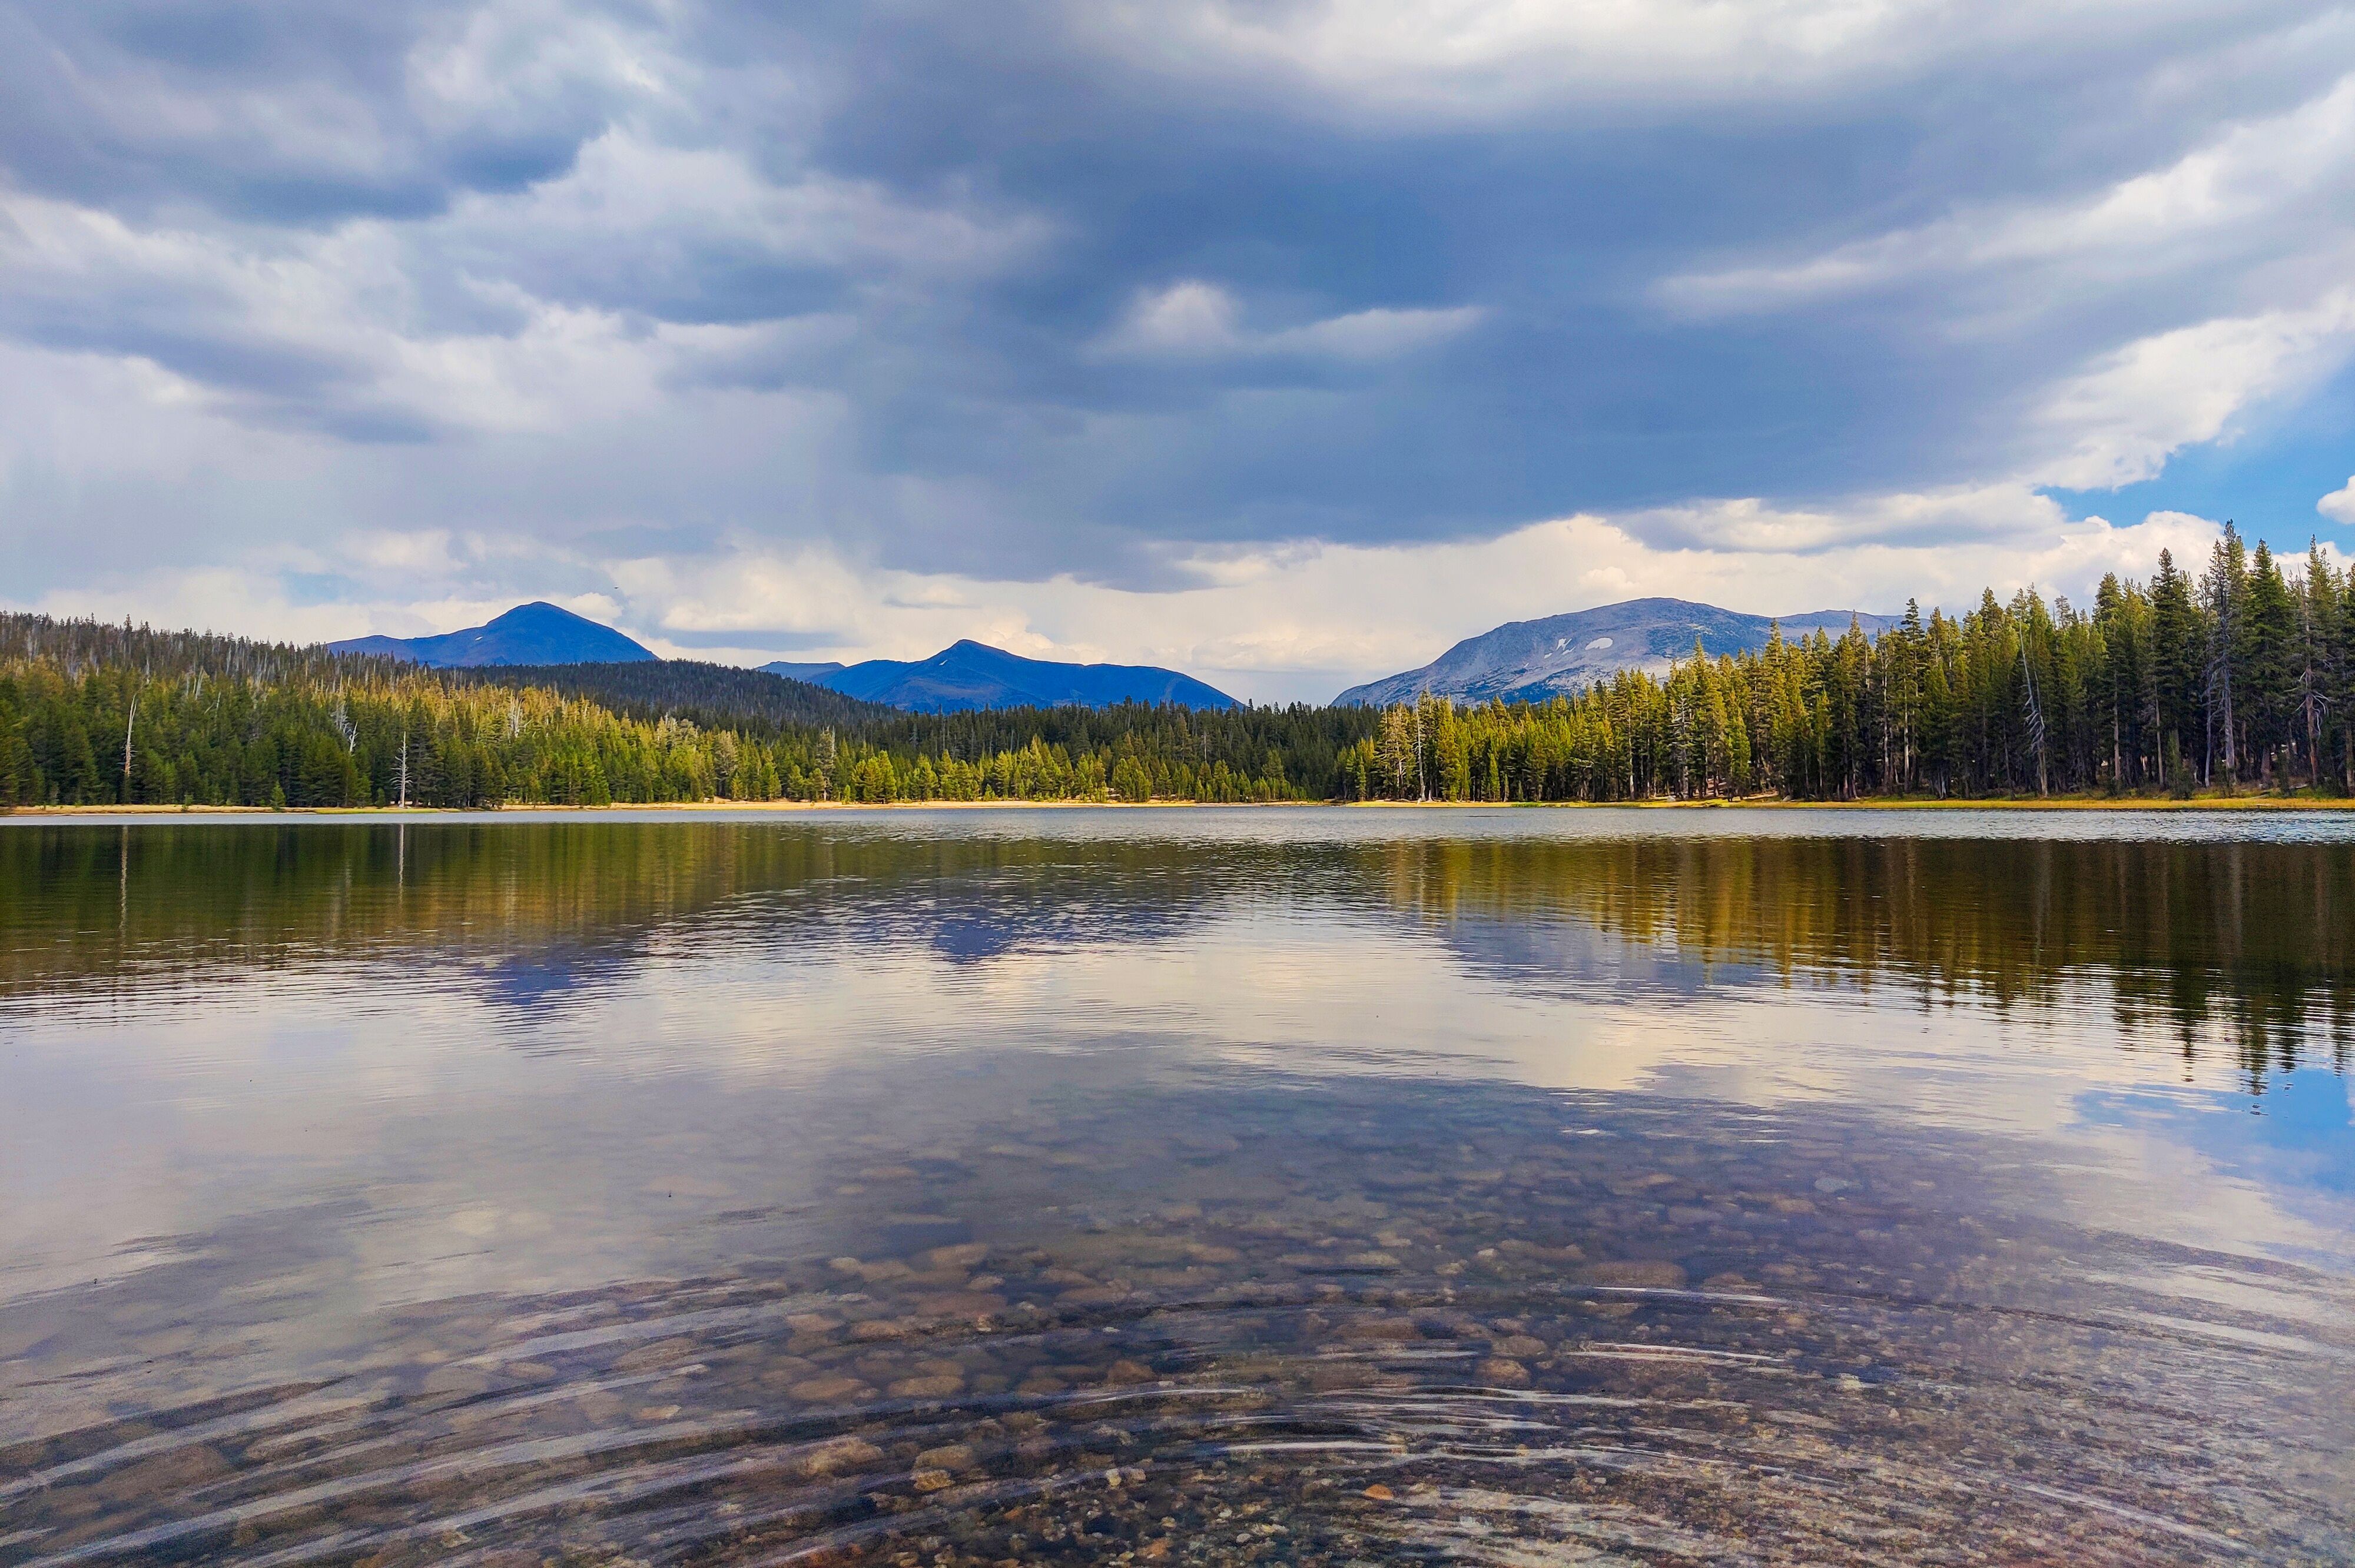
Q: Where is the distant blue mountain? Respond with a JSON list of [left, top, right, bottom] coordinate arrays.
[[758, 659, 848, 682], [330, 602, 656, 667], [809, 639, 1236, 712]]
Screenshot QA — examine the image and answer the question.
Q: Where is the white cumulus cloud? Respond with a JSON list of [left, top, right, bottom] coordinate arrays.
[[29, 484, 2231, 706], [2322, 476, 2355, 524], [2034, 288, 2355, 489]]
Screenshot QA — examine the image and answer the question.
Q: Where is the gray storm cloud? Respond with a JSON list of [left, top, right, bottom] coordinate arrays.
[[2, 0, 2352, 694]]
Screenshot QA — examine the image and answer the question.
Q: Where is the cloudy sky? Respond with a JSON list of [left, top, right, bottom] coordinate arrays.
[[5, 1, 2355, 701]]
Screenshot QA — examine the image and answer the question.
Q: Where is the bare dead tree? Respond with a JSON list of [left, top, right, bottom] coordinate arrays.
[[2019, 633, 2048, 797]]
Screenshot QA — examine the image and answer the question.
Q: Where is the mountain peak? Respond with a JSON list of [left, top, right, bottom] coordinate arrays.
[[808, 639, 1236, 713], [1335, 598, 1895, 706], [329, 603, 656, 669]]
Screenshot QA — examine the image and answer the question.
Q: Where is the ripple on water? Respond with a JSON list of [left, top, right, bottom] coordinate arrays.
[[6, 820, 2354, 1562], [4, 1088, 2350, 1567]]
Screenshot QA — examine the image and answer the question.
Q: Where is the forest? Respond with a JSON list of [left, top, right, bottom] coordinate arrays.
[[1348, 529, 2355, 802], [0, 613, 1372, 808], [3, 526, 2351, 808]]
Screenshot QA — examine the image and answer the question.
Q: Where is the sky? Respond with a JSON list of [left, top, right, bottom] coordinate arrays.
[[4, 1, 2355, 703]]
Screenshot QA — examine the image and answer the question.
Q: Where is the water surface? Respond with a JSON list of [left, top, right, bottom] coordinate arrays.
[[2, 809, 2351, 1564]]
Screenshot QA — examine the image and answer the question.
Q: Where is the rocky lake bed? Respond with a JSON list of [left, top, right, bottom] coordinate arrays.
[[2, 810, 2350, 1564]]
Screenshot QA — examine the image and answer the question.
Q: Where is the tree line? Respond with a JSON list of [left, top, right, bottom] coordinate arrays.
[[5, 526, 2351, 808], [0, 613, 1375, 808], [1344, 529, 2355, 801], [459, 659, 896, 732]]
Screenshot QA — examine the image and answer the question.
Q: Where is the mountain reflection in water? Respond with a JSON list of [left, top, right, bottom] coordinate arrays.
[[0, 809, 2350, 1565]]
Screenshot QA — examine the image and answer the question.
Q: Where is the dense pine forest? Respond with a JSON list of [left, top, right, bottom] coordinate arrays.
[[4, 525, 2351, 807], [1349, 530, 2355, 802], [456, 659, 898, 732], [0, 613, 1371, 808]]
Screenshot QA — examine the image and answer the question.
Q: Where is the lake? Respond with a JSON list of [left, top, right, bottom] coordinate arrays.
[[1, 808, 2351, 1564]]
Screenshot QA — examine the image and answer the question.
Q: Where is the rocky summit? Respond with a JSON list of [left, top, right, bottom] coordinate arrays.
[[1334, 597, 1895, 706]]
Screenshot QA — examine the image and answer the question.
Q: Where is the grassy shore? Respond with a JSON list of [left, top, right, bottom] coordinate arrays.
[[9, 792, 2355, 817]]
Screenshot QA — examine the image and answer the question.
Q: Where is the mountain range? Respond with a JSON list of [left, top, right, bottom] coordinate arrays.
[[767, 640, 1238, 713], [332, 596, 1898, 713], [331, 603, 1236, 712], [1334, 597, 1896, 706], [329, 602, 656, 667]]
